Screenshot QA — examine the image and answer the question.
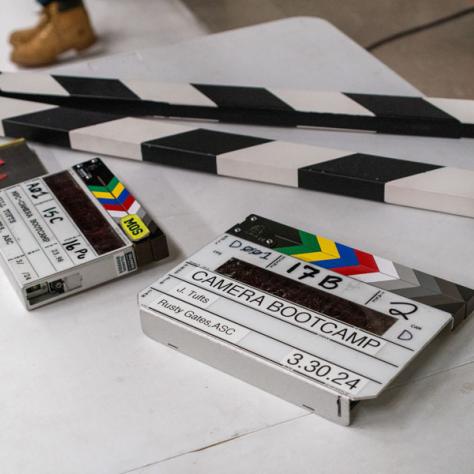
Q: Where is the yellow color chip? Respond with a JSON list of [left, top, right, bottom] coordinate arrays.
[[111, 181, 125, 198], [92, 190, 114, 199], [293, 236, 340, 262], [120, 214, 150, 241]]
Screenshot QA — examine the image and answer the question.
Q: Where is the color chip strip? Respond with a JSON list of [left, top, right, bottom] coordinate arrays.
[[227, 215, 474, 327], [86, 172, 140, 218], [0, 71, 473, 138], [72, 158, 169, 265], [0, 96, 473, 218], [82, 163, 151, 242]]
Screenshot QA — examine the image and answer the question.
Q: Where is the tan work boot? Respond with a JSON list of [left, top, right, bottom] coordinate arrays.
[[9, 5, 52, 47], [11, 2, 97, 67]]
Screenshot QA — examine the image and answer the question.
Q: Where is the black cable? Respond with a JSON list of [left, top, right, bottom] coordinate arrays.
[[366, 6, 474, 51]]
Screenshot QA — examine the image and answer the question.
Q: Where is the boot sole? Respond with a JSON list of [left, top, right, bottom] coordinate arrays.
[[12, 41, 102, 68]]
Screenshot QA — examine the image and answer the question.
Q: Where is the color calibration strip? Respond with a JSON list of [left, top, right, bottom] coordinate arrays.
[[72, 158, 168, 264]]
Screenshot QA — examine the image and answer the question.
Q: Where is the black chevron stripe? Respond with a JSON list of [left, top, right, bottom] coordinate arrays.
[[52, 75, 140, 100], [3, 107, 120, 147], [192, 84, 295, 111], [141, 129, 272, 173], [298, 153, 442, 202]]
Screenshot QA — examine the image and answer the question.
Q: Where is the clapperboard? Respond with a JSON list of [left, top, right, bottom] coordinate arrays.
[[139, 216, 473, 425], [0, 157, 168, 309]]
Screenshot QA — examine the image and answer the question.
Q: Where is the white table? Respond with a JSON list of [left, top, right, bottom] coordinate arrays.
[[1, 18, 473, 474]]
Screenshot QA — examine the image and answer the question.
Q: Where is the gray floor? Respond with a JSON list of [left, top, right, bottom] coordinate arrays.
[[0, 1, 473, 95], [183, 0, 474, 98]]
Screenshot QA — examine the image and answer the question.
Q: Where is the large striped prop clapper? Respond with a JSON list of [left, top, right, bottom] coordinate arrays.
[[227, 215, 474, 328], [0, 71, 473, 138], [0, 96, 473, 218]]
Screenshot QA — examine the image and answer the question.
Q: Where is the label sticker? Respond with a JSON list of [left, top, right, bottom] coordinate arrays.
[[149, 292, 251, 344], [115, 250, 138, 275], [120, 214, 150, 242], [281, 349, 369, 395], [168, 282, 220, 309]]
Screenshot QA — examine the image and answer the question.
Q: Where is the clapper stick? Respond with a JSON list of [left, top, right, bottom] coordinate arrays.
[[0, 71, 473, 138], [0, 96, 473, 218]]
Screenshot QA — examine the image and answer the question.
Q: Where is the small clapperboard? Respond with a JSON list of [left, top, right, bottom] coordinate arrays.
[[138, 215, 472, 425], [0, 156, 168, 309]]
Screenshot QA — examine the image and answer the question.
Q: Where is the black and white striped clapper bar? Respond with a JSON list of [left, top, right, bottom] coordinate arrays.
[[0, 71, 473, 138], [0, 94, 473, 218]]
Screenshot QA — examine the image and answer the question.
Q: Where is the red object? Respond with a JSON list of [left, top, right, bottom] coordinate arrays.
[[335, 250, 380, 276]]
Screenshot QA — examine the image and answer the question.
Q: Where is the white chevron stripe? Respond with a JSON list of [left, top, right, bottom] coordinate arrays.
[[348, 256, 400, 283], [217, 140, 349, 187], [127, 200, 141, 215], [385, 167, 474, 218], [123, 80, 218, 107], [426, 97, 474, 124], [0, 72, 69, 96], [373, 256, 400, 279], [107, 209, 128, 219], [69, 117, 193, 160]]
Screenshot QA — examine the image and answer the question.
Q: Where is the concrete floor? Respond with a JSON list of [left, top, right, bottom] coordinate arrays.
[[0, 0, 472, 97], [184, 0, 474, 98]]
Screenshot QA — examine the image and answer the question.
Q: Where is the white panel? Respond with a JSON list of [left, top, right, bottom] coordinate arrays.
[[0, 72, 69, 96], [373, 256, 399, 279], [385, 167, 474, 218], [217, 140, 349, 187], [123, 79, 218, 107], [0, 97, 58, 136], [270, 89, 375, 116], [426, 97, 474, 124], [69, 117, 194, 160]]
